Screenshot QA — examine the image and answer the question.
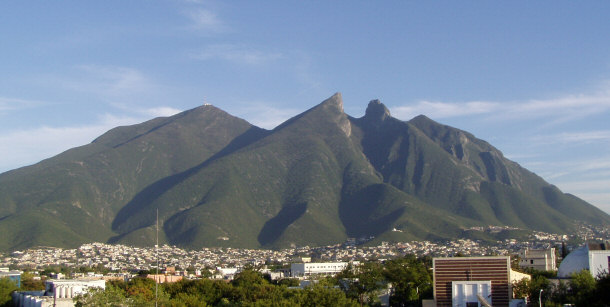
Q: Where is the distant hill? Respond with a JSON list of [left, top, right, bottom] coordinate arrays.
[[0, 93, 607, 251]]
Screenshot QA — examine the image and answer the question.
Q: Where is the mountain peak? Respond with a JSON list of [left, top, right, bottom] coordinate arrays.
[[364, 99, 391, 121], [319, 92, 344, 111]]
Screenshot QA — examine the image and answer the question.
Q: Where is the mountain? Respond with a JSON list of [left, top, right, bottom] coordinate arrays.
[[0, 93, 607, 251]]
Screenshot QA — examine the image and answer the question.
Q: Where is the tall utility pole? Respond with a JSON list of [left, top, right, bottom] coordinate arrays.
[[156, 208, 159, 307]]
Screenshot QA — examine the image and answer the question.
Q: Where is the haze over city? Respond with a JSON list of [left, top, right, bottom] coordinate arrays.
[[1, 1, 609, 213]]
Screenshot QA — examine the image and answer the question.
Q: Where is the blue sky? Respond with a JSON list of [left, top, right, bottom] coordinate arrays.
[[1, 1, 609, 214]]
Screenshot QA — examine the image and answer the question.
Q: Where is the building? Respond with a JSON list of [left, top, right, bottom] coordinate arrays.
[[0, 267, 23, 287], [291, 262, 348, 277], [519, 248, 556, 271], [146, 274, 183, 283], [12, 278, 105, 307], [558, 242, 610, 278], [433, 256, 512, 307]]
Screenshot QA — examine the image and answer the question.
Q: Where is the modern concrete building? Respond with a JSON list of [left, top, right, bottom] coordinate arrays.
[[146, 274, 183, 283], [290, 262, 348, 277], [12, 278, 105, 307], [519, 248, 556, 271], [433, 256, 512, 307], [0, 267, 23, 287], [558, 242, 610, 278]]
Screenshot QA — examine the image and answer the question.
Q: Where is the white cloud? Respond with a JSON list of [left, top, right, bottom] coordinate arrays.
[[0, 97, 45, 113], [391, 81, 610, 123], [553, 180, 610, 215], [392, 100, 499, 119], [144, 107, 183, 117], [232, 103, 301, 129], [109, 102, 183, 118], [526, 130, 610, 148], [191, 44, 283, 65], [183, 8, 225, 32], [73, 65, 153, 96], [529, 156, 610, 180], [0, 114, 142, 173], [552, 131, 610, 143]]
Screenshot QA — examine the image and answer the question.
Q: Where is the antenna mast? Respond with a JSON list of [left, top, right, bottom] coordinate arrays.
[[155, 208, 159, 307]]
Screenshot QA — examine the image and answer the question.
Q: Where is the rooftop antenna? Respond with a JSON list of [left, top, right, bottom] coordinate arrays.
[[155, 208, 159, 307]]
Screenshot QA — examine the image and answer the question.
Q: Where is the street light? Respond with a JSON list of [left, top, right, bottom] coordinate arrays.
[[539, 289, 543, 307]]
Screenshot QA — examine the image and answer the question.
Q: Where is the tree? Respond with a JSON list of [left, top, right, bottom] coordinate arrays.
[[276, 278, 300, 287], [163, 278, 234, 306], [0, 277, 18, 307], [549, 279, 570, 306], [300, 278, 358, 307], [511, 278, 530, 301], [527, 275, 550, 307], [591, 272, 610, 306], [73, 285, 130, 307], [383, 256, 432, 307], [570, 270, 596, 306], [19, 272, 45, 291], [337, 262, 386, 306]]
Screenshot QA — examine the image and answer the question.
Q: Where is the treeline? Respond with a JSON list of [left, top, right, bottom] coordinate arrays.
[[74, 255, 432, 307], [512, 269, 610, 307], [4, 254, 610, 306]]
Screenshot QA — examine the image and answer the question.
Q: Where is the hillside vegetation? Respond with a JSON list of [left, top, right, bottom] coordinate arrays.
[[0, 93, 607, 251]]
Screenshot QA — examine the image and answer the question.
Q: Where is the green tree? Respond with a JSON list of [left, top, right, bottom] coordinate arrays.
[[337, 262, 386, 306], [383, 256, 432, 307], [0, 277, 18, 307], [528, 275, 550, 307], [570, 270, 596, 306], [276, 278, 300, 287], [19, 272, 45, 291], [164, 278, 235, 306], [230, 268, 278, 304], [511, 278, 530, 300], [549, 279, 570, 306], [590, 272, 610, 306], [300, 278, 358, 307], [73, 285, 130, 307]]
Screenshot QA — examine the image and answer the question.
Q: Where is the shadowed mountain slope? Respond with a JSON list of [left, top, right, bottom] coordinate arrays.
[[0, 94, 607, 251]]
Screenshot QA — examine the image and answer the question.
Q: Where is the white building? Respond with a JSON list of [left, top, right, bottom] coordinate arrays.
[[13, 278, 105, 307], [452, 280, 492, 307], [519, 248, 556, 271], [291, 262, 348, 277], [558, 242, 610, 278]]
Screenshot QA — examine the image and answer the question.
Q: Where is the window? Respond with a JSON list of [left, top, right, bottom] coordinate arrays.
[[530, 260, 534, 264]]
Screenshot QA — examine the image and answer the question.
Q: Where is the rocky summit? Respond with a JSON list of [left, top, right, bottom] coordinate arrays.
[[0, 93, 608, 251]]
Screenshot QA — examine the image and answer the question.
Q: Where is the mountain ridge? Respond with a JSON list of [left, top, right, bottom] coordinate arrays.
[[0, 93, 607, 251]]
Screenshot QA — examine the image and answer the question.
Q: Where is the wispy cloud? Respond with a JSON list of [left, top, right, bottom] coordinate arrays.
[[0, 103, 184, 173], [553, 179, 610, 214], [33, 65, 168, 108], [392, 100, 499, 119], [530, 130, 610, 145], [73, 65, 153, 96], [183, 8, 225, 32], [109, 102, 183, 118], [191, 44, 283, 65], [0, 97, 46, 114], [392, 81, 610, 123], [0, 113, 142, 173], [232, 103, 301, 129], [144, 106, 183, 117]]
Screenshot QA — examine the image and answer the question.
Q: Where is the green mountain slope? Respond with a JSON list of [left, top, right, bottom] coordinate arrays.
[[0, 94, 607, 251]]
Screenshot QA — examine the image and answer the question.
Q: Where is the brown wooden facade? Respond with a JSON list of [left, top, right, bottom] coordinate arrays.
[[433, 256, 511, 307]]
